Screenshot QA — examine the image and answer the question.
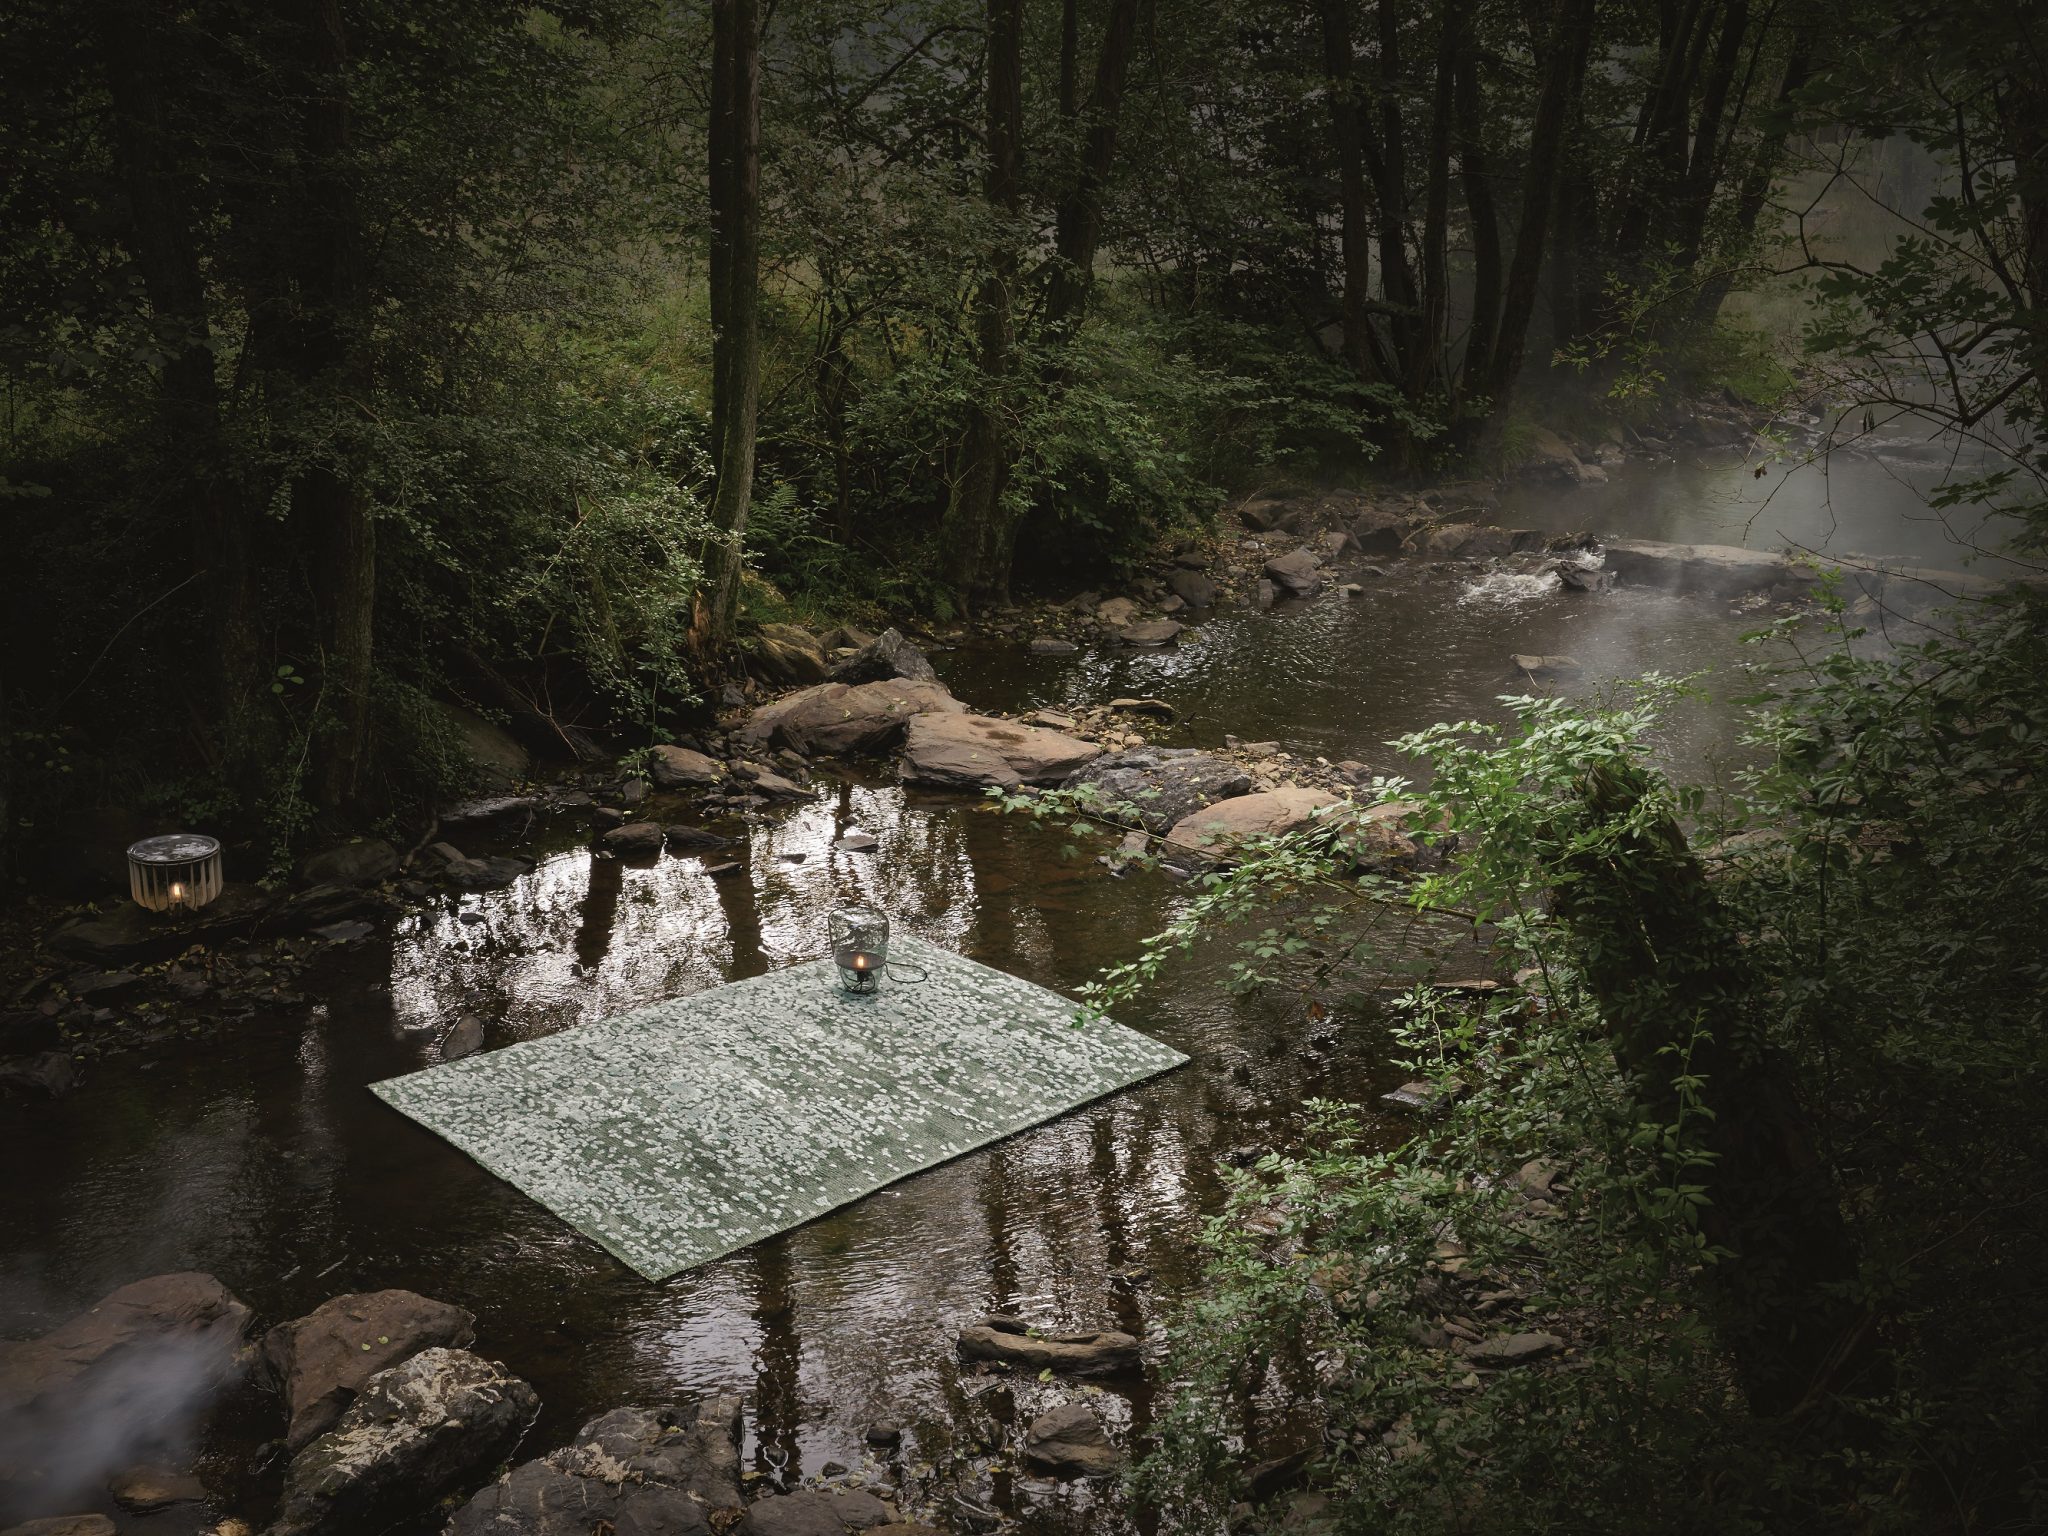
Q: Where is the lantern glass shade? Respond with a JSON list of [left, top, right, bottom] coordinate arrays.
[[127, 833, 224, 913], [828, 902, 889, 995]]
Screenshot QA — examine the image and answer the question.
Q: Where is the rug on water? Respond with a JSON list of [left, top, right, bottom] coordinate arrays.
[[370, 933, 1188, 1280]]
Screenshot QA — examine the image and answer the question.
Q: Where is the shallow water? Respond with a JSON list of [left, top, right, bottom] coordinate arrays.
[[0, 440, 2014, 1532]]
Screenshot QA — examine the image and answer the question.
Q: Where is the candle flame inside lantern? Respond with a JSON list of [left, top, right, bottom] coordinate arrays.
[[169, 881, 186, 903]]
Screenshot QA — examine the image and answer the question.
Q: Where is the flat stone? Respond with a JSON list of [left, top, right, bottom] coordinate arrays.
[[1020, 1401, 1119, 1478], [1116, 619, 1183, 646], [1028, 637, 1079, 655], [1511, 654, 1581, 681], [1380, 1081, 1438, 1116], [750, 624, 831, 685], [835, 831, 878, 851], [107, 1464, 205, 1512], [1107, 697, 1174, 719], [602, 822, 668, 858], [0, 1519, 117, 1536], [1600, 538, 1823, 597], [901, 714, 1101, 791], [1165, 787, 1341, 859], [442, 1017, 486, 1061], [444, 855, 530, 892], [437, 795, 541, 828], [955, 1316, 1138, 1376], [740, 679, 965, 757], [313, 920, 373, 944], [739, 1488, 893, 1536], [1465, 1331, 1565, 1367], [262, 1290, 477, 1451], [647, 746, 726, 788], [48, 906, 171, 964], [664, 826, 731, 852], [1094, 596, 1140, 627]]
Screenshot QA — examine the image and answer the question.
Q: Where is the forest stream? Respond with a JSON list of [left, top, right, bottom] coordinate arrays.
[[0, 433, 2018, 1535]]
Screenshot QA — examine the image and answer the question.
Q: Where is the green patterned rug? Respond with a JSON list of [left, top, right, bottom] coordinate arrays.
[[370, 934, 1188, 1280]]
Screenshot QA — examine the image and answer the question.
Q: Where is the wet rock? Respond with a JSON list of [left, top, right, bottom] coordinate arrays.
[[262, 1291, 478, 1452], [447, 1396, 743, 1536], [0, 1274, 251, 1500], [601, 823, 668, 859], [863, 1421, 902, 1448], [835, 831, 878, 852], [441, 1018, 486, 1061], [1160, 593, 1186, 614], [617, 778, 650, 807], [444, 855, 530, 892], [297, 840, 398, 888], [703, 862, 743, 879], [1262, 548, 1323, 596], [1094, 596, 1140, 627], [0, 1518, 116, 1536], [647, 746, 726, 789], [1064, 749, 1254, 834], [311, 920, 372, 944], [1238, 497, 1305, 534], [1348, 513, 1409, 556], [1510, 654, 1581, 682], [901, 715, 1101, 791], [1514, 426, 1590, 484], [664, 826, 732, 853], [955, 1316, 1138, 1376], [107, 1464, 205, 1512], [48, 906, 169, 965], [1380, 1081, 1440, 1116], [1020, 1401, 1119, 1478], [1107, 697, 1174, 719], [1028, 637, 1078, 656], [65, 969, 141, 1000], [1255, 578, 1278, 609], [750, 625, 832, 686], [279, 884, 380, 928], [1465, 1331, 1564, 1367], [828, 628, 937, 685], [591, 806, 625, 832], [1164, 787, 1342, 861], [437, 795, 541, 830], [1116, 619, 1183, 647], [740, 680, 965, 757], [267, 1348, 537, 1536], [739, 1488, 892, 1536], [1600, 537, 1822, 597], [0, 1052, 77, 1099], [729, 762, 814, 800]]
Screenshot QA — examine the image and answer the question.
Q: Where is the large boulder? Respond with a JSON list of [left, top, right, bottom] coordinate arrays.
[[47, 907, 171, 965], [1165, 787, 1342, 860], [260, 1290, 477, 1451], [1116, 619, 1184, 647], [826, 628, 936, 685], [297, 840, 398, 888], [1601, 538, 1822, 598], [0, 1275, 251, 1509], [1020, 1401, 1119, 1478], [426, 701, 530, 791], [1165, 568, 1218, 607], [749, 625, 831, 686], [266, 1348, 537, 1536], [900, 715, 1100, 791], [1062, 749, 1252, 834], [739, 680, 964, 757], [447, 1397, 743, 1536], [646, 746, 726, 789], [1262, 548, 1323, 596], [1514, 426, 1589, 483]]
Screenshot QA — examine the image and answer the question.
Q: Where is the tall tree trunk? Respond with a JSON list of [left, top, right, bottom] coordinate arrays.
[[1319, 0, 1378, 381], [293, 0, 374, 809], [1043, 0, 1143, 340], [1416, 0, 1458, 399], [1671, 0, 1753, 266], [1688, 31, 1811, 326], [103, 0, 263, 792], [1476, 0, 1595, 410], [700, 0, 762, 649], [939, 0, 1023, 608], [1453, 33, 1501, 406]]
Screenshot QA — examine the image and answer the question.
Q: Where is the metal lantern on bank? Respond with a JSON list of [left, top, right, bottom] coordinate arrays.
[[828, 902, 889, 995], [126, 833, 224, 913]]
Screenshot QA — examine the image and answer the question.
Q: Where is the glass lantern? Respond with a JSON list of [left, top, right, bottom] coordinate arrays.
[[829, 902, 889, 995], [126, 833, 224, 913]]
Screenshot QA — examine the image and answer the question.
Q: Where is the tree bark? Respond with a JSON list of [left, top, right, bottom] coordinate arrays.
[[1453, 33, 1501, 406], [939, 0, 1024, 607], [1476, 0, 1595, 410], [102, 0, 263, 791], [292, 0, 375, 809], [1319, 0, 1378, 382], [700, 0, 763, 650], [1043, 0, 1143, 340], [1688, 31, 1811, 326]]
